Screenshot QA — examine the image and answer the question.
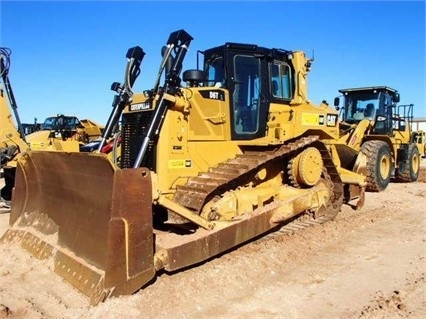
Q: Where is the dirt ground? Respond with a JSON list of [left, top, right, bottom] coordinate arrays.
[[0, 163, 425, 319]]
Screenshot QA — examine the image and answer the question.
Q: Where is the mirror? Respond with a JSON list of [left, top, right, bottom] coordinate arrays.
[[334, 97, 340, 107], [393, 92, 400, 103]]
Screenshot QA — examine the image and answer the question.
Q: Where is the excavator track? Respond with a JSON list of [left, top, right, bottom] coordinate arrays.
[[174, 136, 344, 229]]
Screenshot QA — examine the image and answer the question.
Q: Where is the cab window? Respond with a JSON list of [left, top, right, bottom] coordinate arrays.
[[270, 61, 292, 99], [205, 56, 225, 87]]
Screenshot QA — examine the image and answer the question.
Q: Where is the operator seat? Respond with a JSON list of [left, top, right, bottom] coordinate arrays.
[[271, 80, 279, 96], [364, 103, 375, 119]]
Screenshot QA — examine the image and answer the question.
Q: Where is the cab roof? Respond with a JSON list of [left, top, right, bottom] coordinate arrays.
[[203, 42, 292, 60], [338, 86, 398, 94]]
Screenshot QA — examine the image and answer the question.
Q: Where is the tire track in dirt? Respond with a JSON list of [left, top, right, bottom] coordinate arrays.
[[358, 270, 425, 319]]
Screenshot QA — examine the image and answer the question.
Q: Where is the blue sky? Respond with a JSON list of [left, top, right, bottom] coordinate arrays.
[[1, 1, 425, 125]]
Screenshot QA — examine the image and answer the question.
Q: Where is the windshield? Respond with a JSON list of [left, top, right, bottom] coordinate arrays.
[[343, 92, 380, 123], [270, 60, 292, 99], [42, 116, 80, 130]]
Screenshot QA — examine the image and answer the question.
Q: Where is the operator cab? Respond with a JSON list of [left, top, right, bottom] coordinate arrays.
[[42, 115, 84, 139], [42, 115, 83, 131], [334, 86, 402, 135], [201, 43, 295, 140]]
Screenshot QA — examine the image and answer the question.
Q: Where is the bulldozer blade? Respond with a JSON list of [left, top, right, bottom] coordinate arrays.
[[0, 151, 155, 305]]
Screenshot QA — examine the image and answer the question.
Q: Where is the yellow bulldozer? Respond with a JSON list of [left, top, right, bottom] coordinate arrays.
[[333, 87, 420, 191], [1, 30, 368, 305]]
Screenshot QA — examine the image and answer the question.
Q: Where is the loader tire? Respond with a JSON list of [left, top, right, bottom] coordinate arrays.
[[361, 140, 392, 192], [395, 143, 420, 182]]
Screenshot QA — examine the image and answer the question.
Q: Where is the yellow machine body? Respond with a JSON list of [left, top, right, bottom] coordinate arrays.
[[332, 90, 420, 191]]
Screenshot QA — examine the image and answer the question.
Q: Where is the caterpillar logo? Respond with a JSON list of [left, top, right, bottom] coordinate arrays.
[[326, 114, 338, 126], [130, 102, 152, 111]]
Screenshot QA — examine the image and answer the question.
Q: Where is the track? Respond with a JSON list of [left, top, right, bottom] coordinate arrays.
[[174, 136, 321, 211], [174, 135, 344, 228]]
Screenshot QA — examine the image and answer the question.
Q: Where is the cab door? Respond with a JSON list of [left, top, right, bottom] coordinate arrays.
[[227, 53, 269, 140]]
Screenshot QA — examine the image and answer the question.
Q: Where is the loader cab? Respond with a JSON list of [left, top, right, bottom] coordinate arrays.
[[335, 86, 401, 135], [42, 115, 84, 139], [202, 43, 295, 140], [42, 115, 83, 131]]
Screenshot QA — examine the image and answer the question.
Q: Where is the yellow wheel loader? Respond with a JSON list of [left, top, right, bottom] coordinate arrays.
[[25, 114, 104, 151], [1, 113, 106, 201], [1, 30, 366, 305], [3, 112, 106, 194], [333, 87, 420, 191]]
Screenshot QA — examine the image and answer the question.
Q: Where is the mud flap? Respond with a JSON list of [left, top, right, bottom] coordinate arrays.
[[0, 151, 155, 305]]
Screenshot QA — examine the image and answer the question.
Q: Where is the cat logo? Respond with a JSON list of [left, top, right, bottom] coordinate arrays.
[[327, 114, 338, 126], [130, 102, 151, 111]]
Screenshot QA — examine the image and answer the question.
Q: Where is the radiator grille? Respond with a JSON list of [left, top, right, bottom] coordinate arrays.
[[121, 111, 156, 170]]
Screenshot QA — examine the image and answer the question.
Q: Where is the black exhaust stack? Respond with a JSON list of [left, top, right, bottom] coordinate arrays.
[[97, 46, 145, 152], [133, 30, 193, 168]]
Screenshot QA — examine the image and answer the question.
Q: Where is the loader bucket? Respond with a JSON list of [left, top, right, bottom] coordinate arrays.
[[0, 151, 155, 305]]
